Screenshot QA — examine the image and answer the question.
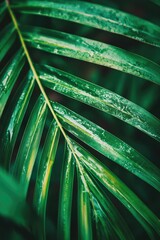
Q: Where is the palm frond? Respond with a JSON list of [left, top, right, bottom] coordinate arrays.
[[0, 0, 160, 239]]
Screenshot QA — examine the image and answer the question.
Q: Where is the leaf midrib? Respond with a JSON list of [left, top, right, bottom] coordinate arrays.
[[5, 0, 93, 202]]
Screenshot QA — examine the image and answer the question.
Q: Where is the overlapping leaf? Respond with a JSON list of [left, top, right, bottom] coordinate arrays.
[[0, 0, 160, 239], [22, 26, 160, 84], [0, 167, 34, 230], [51, 102, 160, 192], [0, 72, 35, 169], [70, 139, 160, 238], [37, 64, 160, 141], [12, 96, 47, 196], [33, 120, 60, 240], [12, 1, 160, 47], [0, 49, 25, 116], [57, 145, 75, 240]]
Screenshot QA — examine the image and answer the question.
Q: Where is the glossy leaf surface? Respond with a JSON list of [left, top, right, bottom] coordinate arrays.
[[83, 172, 134, 240], [77, 173, 92, 240], [57, 145, 75, 240], [33, 120, 60, 240], [22, 26, 160, 84], [38, 64, 160, 141], [0, 49, 25, 116], [52, 102, 160, 191], [0, 1, 159, 239], [0, 72, 35, 169], [13, 96, 47, 196], [12, 1, 160, 47], [72, 140, 160, 237]]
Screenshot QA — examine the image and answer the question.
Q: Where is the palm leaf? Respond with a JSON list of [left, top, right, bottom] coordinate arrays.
[[33, 120, 60, 240], [12, 95, 48, 196], [0, 167, 34, 230], [0, 73, 35, 169], [11, 1, 160, 48], [0, 49, 25, 116], [37, 64, 160, 141], [70, 139, 160, 238], [51, 102, 160, 191], [77, 172, 92, 240], [83, 173, 134, 240], [0, 0, 160, 239], [22, 26, 160, 84], [57, 145, 75, 240]]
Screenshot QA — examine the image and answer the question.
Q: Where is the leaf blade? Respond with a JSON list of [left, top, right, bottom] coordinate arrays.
[[38, 64, 160, 141], [52, 102, 160, 192], [0, 49, 25, 117], [12, 95, 48, 196], [57, 144, 75, 240], [77, 172, 92, 240], [33, 120, 60, 240], [72, 140, 160, 238], [12, 1, 160, 47], [22, 26, 160, 84], [0, 72, 35, 170], [84, 172, 134, 240]]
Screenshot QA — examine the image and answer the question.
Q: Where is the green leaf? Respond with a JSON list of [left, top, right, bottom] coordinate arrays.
[[33, 120, 60, 240], [38, 64, 160, 141], [12, 95, 48, 196], [1, 1, 160, 239], [22, 26, 160, 84], [0, 24, 16, 61], [71, 140, 160, 238], [83, 172, 134, 240], [0, 167, 33, 230], [77, 172, 92, 240], [0, 72, 35, 170], [12, 1, 160, 47], [52, 102, 160, 191], [0, 49, 25, 117], [57, 144, 75, 240]]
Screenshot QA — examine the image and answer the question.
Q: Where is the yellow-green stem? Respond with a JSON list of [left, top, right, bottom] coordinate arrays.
[[5, 0, 92, 197]]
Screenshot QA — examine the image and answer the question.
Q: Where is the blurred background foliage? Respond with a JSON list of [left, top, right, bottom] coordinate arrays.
[[0, 0, 160, 239]]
